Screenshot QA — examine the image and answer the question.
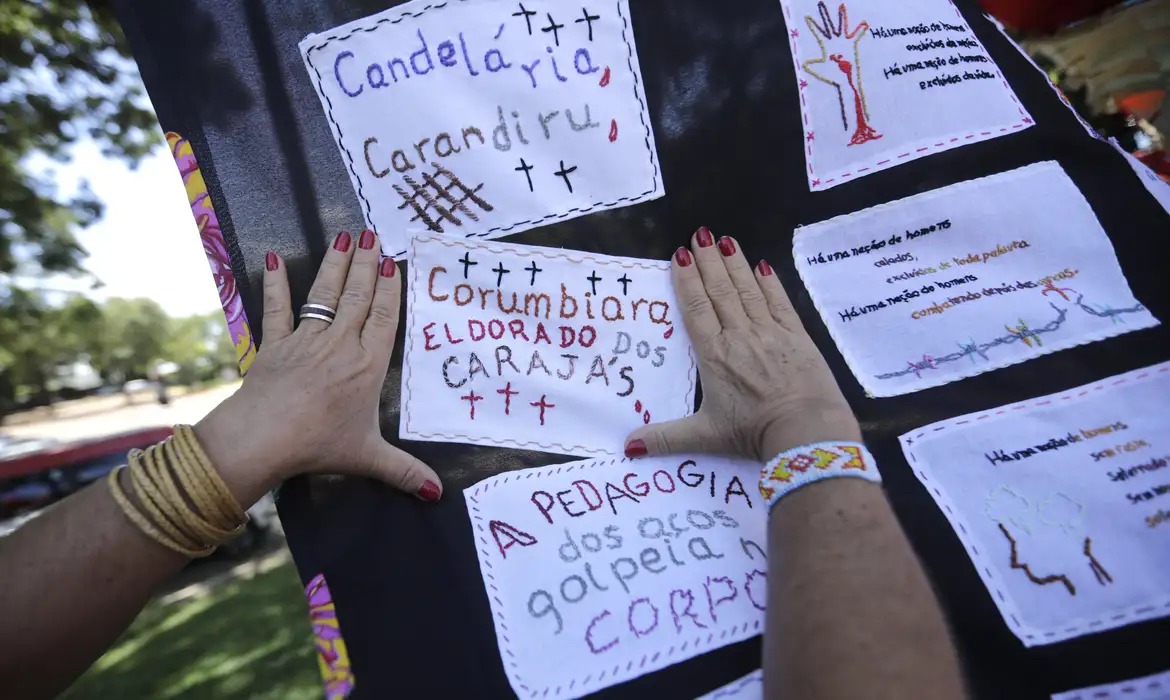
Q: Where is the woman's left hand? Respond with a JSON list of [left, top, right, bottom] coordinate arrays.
[[194, 228, 442, 508]]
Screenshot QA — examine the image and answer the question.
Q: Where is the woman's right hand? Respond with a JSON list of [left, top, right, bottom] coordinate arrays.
[[624, 226, 860, 462]]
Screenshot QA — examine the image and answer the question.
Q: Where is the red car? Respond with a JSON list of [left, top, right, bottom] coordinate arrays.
[[0, 428, 271, 556]]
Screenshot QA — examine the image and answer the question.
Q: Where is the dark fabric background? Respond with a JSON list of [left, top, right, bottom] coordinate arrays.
[[112, 0, 1170, 697]]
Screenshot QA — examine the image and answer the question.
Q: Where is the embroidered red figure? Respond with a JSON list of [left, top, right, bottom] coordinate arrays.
[[829, 53, 882, 146], [802, 2, 882, 147], [1041, 278, 1076, 301]]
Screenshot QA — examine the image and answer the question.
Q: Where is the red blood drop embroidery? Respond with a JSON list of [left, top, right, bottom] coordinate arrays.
[[634, 400, 642, 413], [643, 411, 651, 424], [599, 66, 611, 87], [663, 326, 674, 339], [608, 119, 619, 142]]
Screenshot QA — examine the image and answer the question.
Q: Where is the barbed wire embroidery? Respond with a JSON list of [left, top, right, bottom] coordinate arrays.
[[394, 162, 494, 233], [802, 2, 882, 147], [874, 294, 1149, 382]]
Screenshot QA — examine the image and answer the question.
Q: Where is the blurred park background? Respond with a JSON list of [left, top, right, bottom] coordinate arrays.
[[1, 0, 1166, 698], [1, 1, 322, 697]]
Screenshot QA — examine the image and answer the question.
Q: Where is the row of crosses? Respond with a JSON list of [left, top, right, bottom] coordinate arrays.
[[512, 4, 600, 45], [463, 383, 556, 425], [458, 253, 633, 294], [515, 158, 578, 194]]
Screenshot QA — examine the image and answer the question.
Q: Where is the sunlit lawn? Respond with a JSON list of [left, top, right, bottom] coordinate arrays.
[[62, 561, 321, 700]]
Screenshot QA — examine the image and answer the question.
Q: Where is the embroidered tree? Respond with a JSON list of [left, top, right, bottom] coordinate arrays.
[[984, 486, 1113, 596]]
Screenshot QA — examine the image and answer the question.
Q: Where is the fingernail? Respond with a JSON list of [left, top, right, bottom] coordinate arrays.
[[674, 247, 693, 267], [359, 229, 376, 250], [265, 251, 279, 271], [625, 439, 648, 459], [417, 480, 442, 502], [333, 231, 351, 252], [696, 226, 714, 248], [757, 259, 774, 277], [380, 257, 397, 278], [718, 237, 737, 257]]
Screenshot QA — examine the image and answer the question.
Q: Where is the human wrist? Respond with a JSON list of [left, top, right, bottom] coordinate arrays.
[[759, 439, 881, 513], [193, 397, 285, 509], [759, 406, 862, 460]]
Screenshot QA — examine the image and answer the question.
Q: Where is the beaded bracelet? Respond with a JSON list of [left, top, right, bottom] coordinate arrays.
[[758, 441, 882, 512]]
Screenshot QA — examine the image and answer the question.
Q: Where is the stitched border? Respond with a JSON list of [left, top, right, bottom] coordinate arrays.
[[464, 457, 764, 698], [898, 361, 1170, 646], [1053, 669, 1170, 700], [779, 0, 1035, 191], [706, 670, 764, 700], [791, 161, 1160, 398], [402, 234, 698, 455], [301, 0, 661, 257]]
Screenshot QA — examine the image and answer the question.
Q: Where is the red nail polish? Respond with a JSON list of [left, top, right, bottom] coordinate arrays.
[[380, 258, 397, 278], [696, 226, 714, 248], [417, 480, 441, 502], [334, 231, 352, 252], [359, 229, 376, 250], [625, 439, 648, 458], [757, 259, 774, 277], [674, 247, 693, 267], [718, 237, 737, 257], [265, 251, 278, 271]]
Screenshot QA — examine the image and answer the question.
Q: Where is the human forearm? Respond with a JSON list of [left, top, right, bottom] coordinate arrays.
[[0, 414, 277, 699], [0, 471, 189, 699], [763, 478, 966, 699]]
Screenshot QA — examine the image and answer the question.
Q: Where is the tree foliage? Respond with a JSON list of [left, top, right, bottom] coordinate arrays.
[[0, 294, 237, 409], [89, 297, 170, 382], [0, 0, 157, 278], [0, 0, 171, 411]]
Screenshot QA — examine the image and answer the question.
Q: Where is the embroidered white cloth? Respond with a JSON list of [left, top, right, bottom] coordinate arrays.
[[778, 0, 1034, 190], [900, 362, 1170, 646], [465, 454, 766, 700], [793, 161, 1158, 397], [1052, 669, 1170, 700], [1111, 138, 1170, 217], [299, 0, 662, 256], [401, 234, 696, 456], [696, 670, 764, 700]]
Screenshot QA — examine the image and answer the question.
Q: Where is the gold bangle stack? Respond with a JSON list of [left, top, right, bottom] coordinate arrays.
[[107, 424, 249, 558]]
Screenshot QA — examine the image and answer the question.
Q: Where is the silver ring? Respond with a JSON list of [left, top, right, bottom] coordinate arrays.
[[299, 312, 336, 324], [299, 303, 337, 325]]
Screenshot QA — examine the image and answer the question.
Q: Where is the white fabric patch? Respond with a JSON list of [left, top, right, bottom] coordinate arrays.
[[778, 0, 1034, 190], [1052, 669, 1170, 700], [299, 0, 662, 257], [793, 161, 1157, 397], [984, 14, 1099, 139], [402, 234, 696, 456], [900, 362, 1170, 646], [696, 670, 764, 700], [1111, 138, 1170, 217], [465, 454, 766, 700]]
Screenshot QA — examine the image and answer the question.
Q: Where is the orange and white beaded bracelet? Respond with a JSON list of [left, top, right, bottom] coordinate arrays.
[[759, 442, 882, 511]]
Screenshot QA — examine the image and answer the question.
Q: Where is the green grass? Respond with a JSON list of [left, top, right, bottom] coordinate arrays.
[[62, 562, 321, 700]]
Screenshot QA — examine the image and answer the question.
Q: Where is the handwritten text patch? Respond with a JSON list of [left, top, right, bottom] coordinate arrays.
[[779, 0, 1034, 190], [300, 0, 662, 256], [402, 234, 696, 456], [794, 161, 1157, 397], [466, 454, 766, 698]]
